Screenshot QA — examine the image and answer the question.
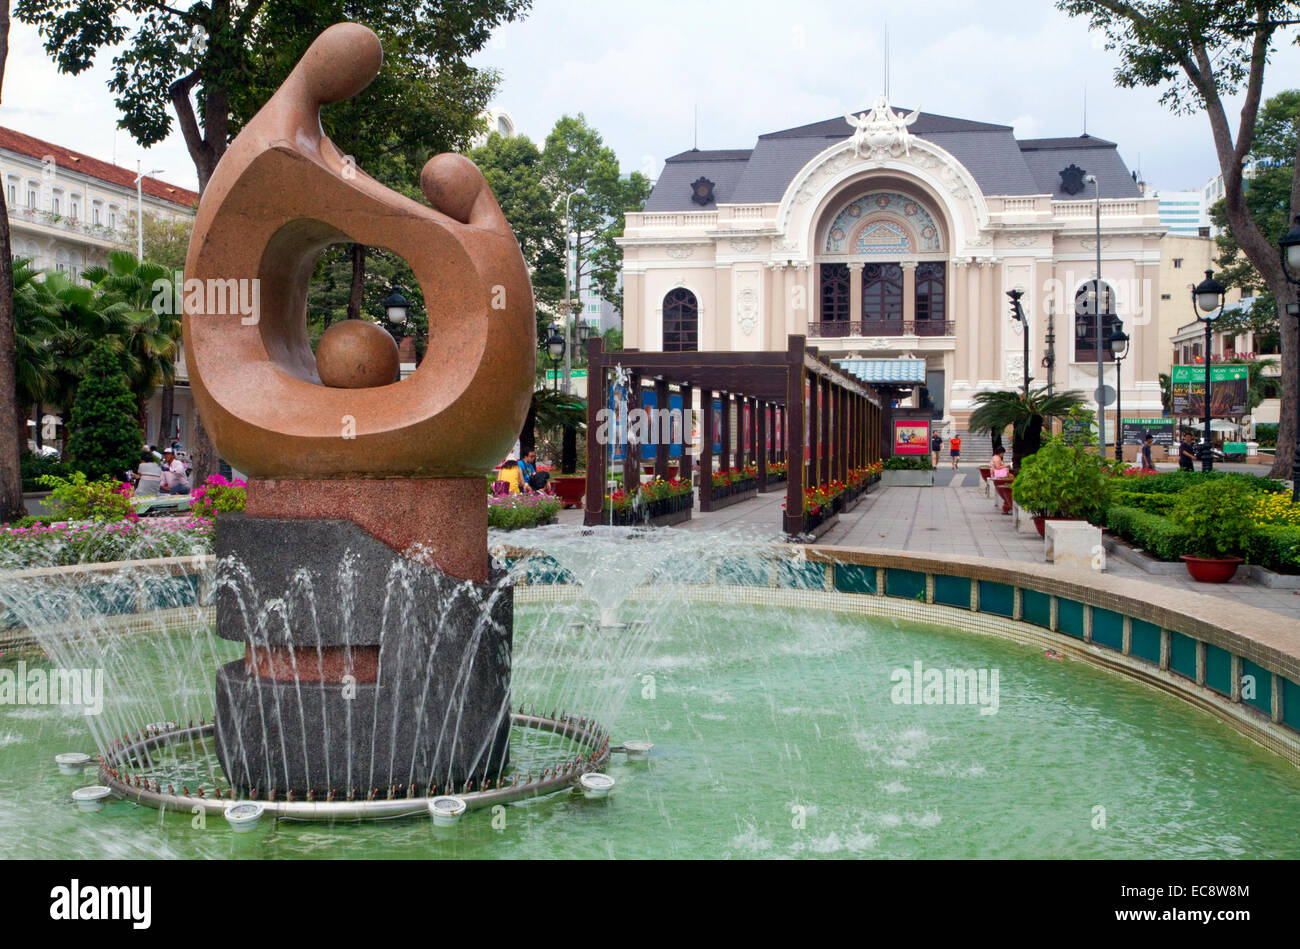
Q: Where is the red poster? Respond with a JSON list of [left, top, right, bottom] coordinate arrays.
[[894, 419, 930, 455]]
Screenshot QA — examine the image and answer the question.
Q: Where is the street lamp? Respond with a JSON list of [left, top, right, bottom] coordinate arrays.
[[1278, 213, 1300, 501], [1192, 269, 1226, 473], [133, 162, 165, 262], [545, 326, 566, 392], [562, 188, 587, 395], [1084, 172, 1105, 451], [1006, 288, 1032, 397], [383, 286, 411, 325], [1107, 322, 1130, 461]]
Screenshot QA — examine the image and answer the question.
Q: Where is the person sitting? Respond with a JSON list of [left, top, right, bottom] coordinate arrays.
[[989, 450, 1010, 480], [519, 449, 549, 492], [158, 446, 191, 495], [134, 449, 163, 495], [498, 458, 528, 495]]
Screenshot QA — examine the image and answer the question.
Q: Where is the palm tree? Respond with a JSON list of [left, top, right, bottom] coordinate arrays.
[[968, 387, 1087, 471], [40, 270, 128, 423], [11, 259, 57, 443], [82, 252, 180, 439]]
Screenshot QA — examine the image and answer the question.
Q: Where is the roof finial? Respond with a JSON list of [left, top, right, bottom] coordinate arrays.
[[883, 22, 890, 100], [1083, 82, 1088, 136]]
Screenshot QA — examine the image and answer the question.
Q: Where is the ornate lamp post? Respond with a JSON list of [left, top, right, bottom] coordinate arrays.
[[1084, 173, 1105, 451], [383, 286, 412, 371], [546, 325, 566, 393], [1108, 322, 1130, 461], [1277, 214, 1300, 501], [562, 188, 587, 395], [1192, 270, 1226, 473]]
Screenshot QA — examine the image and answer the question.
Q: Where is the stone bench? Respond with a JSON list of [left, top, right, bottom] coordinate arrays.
[[1044, 520, 1103, 571]]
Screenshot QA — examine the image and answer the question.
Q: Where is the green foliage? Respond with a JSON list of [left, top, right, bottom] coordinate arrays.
[[1010, 435, 1110, 519], [1107, 489, 1177, 515], [1243, 524, 1300, 573], [967, 387, 1086, 468], [882, 456, 933, 470], [1104, 505, 1193, 562], [36, 471, 135, 522], [19, 450, 72, 493], [66, 343, 142, 483], [189, 476, 247, 519], [1117, 469, 1285, 495], [1170, 477, 1259, 558], [1256, 422, 1278, 446], [487, 493, 560, 530], [82, 251, 181, 407]]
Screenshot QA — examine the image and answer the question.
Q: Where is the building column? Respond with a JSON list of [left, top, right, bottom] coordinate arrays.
[[978, 260, 996, 385], [902, 260, 917, 330], [964, 260, 979, 388], [623, 271, 643, 350], [848, 262, 864, 332]]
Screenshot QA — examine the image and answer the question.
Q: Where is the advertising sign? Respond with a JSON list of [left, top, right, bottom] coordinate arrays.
[[1120, 417, 1175, 448], [894, 419, 931, 455], [1171, 364, 1248, 417]]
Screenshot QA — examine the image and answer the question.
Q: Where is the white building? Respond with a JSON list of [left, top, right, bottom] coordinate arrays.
[[619, 98, 1168, 432], [2, 125, 197, 279], [1151, 188, 1208, 237]]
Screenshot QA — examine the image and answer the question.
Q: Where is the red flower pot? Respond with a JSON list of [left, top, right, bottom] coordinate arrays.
[[1180, 555, 1244, 583], [551, 476, 586, 510]]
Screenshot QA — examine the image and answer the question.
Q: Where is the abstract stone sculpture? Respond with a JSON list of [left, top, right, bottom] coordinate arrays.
[[184, 22, 534, 796]]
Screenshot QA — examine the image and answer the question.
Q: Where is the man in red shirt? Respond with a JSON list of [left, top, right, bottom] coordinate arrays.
[[949, 435, 962, 469]]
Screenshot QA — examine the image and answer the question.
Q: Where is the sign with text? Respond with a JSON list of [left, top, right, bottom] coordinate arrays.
[[1171, 364, 1248, 417], [1120, 417, 1174, 448]]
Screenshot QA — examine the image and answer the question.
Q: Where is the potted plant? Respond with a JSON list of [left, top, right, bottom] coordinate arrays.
[[967, 386, 1086, 472], [1169, 478, 1255, 582], [880, 455, 935, 487], [1010, 436, 1110, 536]]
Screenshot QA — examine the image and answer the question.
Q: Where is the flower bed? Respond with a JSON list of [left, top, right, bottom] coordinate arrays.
[[0, 517, 213, 569], [604, 478, 693, 526], [710, 468, 758, 499], [487, 492, 561, 531]]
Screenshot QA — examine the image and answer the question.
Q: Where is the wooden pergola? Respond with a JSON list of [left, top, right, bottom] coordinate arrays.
[[584, 335, 882, 534]]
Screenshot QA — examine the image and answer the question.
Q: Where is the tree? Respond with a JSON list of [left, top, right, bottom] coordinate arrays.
[[67, 342, 141, 482], [17, 0, 532, 483], [11, 259, 57, 445], [469, 132, 565, 342], [968, 387, 1088, 471], [1058, 1, 1300, 480], [82, 251, 181, 439], [122, 214, 194, 274], [539, 115, 652, 314], [0, 0, 22, 520]]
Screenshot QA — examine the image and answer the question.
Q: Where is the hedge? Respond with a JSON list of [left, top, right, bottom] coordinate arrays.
[[1116, 470, 1285, 496], [1105, 504, 1300, 573], [1107, 490, 1176, 515]]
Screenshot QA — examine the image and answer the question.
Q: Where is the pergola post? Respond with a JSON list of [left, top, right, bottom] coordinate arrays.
[[757, 399, 768, 492], [679, 384, 693, 489], [623, 371, 641, 491], [784, 335, 805, 536], [583, 339, 606, 527], [654, 377, 670, 481], [807, 371, 819, 492], [721, 392, 732, 476], [700, 391, 715, 511]]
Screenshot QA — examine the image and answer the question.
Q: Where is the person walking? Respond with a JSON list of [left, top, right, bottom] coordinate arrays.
[[1140, 434, 1155, 472], [949, 434, 962, 469], [930, 430, 942, 468], [1178, 432, 1196, 471]]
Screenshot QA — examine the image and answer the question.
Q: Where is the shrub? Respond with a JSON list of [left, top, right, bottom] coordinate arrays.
[[1116, 470, 1285, 496], [1010, 435, 1110, 519], [882, 455, 933, 471], [66, 343, 142, 482], [1104, 505, 1192, 561], [20, 451, 73, 493], [190, 475, 247, 519], [0, 517, 212, 569], [1256, 423, 1278, 447], [1107, 490, 1176, 515], [487, 492, 560, 530], [1250, 491, 1300, 526], [1169, 478, 1258, 558], [37, 471, 136, 522], [1243, 525, 1300, 574]]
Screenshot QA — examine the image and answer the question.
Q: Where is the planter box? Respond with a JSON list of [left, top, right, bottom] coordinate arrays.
[[705, 487, 757, 511], [796, 510, 840, 540], [550, 476, 586, 510], [880, 470, 934, 487], [608, 492, 694, 527]]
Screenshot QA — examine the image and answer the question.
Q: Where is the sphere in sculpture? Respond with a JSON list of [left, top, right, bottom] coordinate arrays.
[[315, 319, 399, 388]]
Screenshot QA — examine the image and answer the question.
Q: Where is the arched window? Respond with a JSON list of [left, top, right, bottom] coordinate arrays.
[[818, 263, 850, 336], [662, 288, 698, 352], [862, 263, 903, 331], [915, 262, 946, 336], [1074, 282, 1118, 362]]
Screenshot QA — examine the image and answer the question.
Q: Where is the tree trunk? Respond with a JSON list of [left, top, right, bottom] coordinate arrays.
[[519, 400, 537, 456], [0, 4, 21, 521], [562, 425, 577, 474], [348, 244, 365, 320], [158, 383, 174, 447]]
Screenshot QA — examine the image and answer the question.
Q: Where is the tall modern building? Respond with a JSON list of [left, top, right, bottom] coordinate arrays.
[[1151, 189, 1209, 237], [619, 99, 1166, 432]]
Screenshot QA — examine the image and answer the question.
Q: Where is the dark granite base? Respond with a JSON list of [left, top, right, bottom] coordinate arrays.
[[213, 513, 513, 795]]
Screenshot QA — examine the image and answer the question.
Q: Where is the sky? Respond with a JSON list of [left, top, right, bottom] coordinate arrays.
[[4, 0, 1299, 196]]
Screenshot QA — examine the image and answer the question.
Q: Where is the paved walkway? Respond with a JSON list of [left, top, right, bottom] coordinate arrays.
[[556, 463, 1300, 620]]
